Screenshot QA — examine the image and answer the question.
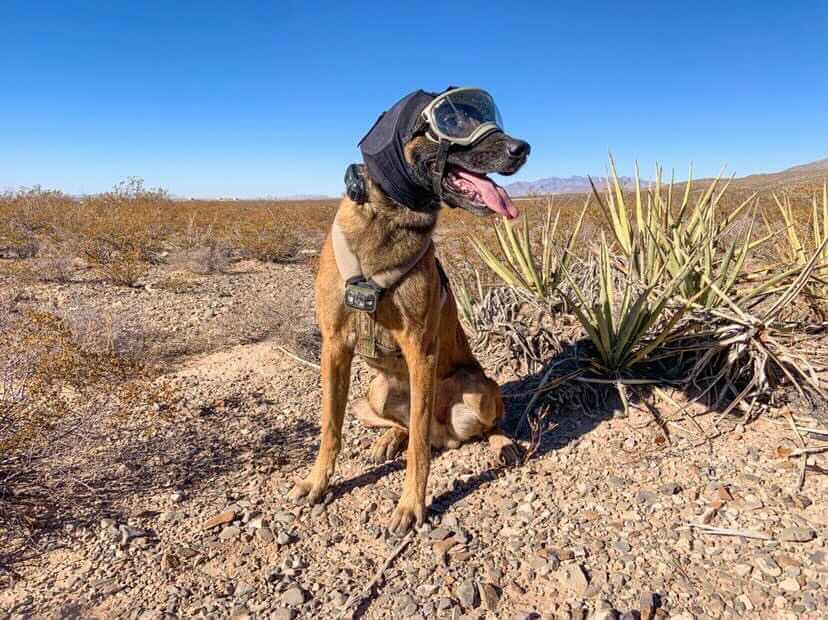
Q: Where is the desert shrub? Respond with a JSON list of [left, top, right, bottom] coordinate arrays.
[[0, 255, 77, 283], [232, 207, 304, 262], [0, 187, 73, 258], [0, 308, 158, 454], [0, 182, 339, 282], [74, 178, 171, 285]]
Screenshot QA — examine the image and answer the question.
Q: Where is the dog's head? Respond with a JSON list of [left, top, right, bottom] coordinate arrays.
[[405, 127, 530, 218], [360, 88, 530, 218]]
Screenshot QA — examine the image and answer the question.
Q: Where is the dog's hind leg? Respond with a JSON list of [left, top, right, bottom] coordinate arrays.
[[353, 374, 410, 463], [440, 369, 522, 465], [289, 337, 354, 505]]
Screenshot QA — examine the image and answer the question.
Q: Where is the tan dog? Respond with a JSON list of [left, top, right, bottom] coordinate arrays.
[[290, 88, 530, 534]]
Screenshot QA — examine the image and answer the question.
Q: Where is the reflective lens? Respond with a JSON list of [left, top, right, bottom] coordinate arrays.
[[429, 89, 502, 141]]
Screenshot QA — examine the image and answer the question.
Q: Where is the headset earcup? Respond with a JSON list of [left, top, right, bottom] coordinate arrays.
[[344, 164, 367, 204]]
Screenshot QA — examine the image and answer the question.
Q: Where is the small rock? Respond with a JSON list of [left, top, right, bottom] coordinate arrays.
[[235, 581, 255, 597], [593, 610, 619, 620], [659, 482, 681, 495], [256, 527, 275, 543], [281, 586, 306, 607], [429, 527, 452, 541], [559, 564, 589, 596], [454, 580, 478, 609], [801, 503, 828, 526], [778, 527, 816, 543], [118, 525, 145, 541], [416, 583, 439, 597], [734, 563, 752, 577], [100, 518, 116, 529], [779, 577, 800, 592], [204, 510, 235, 530], [247, 515, 266, 530], [607, 475, 626, 489], [271, 608, 296, 620], [230, 604, 250, 620], [219, 526, 240, 541], [436, 597, 452, 610], [160, 551, 179, 571], [754, 555, 782, 578], [330, 590, 347, 607], [635, 490, 658, 506], [277, 531, 291, 545], [479, 582, 500, 612]]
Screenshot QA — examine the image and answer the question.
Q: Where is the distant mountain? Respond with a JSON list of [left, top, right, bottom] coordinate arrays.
[[727, 158, 828, 190], [506, 158, 828, 197], [278, 194, 337, 200], [505, 175, 642, 197]]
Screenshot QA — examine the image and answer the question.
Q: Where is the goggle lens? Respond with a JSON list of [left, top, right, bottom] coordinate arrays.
[[429, 90, 502, 141]]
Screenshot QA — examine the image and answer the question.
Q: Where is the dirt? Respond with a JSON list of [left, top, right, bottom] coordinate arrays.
[[1, 259, 827, 620]]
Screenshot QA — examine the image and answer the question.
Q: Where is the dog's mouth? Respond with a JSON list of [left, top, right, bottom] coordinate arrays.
[[443, 166, 518, 220]]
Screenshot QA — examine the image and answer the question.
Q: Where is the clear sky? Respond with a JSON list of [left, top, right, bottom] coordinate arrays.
[[2, 1, 827, 198]]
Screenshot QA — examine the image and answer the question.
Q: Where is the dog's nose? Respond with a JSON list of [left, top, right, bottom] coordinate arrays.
[[507, 139, 530, 158]]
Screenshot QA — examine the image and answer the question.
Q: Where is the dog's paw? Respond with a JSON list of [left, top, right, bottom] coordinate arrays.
[[387, 498, 424, 536], [488, 433, 523, 466], [370, 429, 408, 463], [287, 477, 327, 506]]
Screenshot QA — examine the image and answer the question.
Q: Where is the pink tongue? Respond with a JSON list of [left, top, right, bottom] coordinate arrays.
[[454, 170, 518, 219]]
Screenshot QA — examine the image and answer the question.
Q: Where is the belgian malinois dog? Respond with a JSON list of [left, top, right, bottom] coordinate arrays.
[[290, 89, 530, 534]]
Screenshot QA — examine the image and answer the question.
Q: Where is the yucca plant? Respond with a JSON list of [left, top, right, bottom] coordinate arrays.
[[592, 156, 764, 307], [773, 184, 828, 319], [454, 268, 485, 333], [470, 197, 588, 298], [680, 239, 828, 416], [561, 233, 706, 372]]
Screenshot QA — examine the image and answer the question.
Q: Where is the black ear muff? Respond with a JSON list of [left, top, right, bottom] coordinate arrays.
[[344, 163, 367, 204]]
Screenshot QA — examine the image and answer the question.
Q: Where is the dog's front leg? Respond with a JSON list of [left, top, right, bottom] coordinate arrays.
[[289, 337, 353, 505], [388, 328, 438, 535]]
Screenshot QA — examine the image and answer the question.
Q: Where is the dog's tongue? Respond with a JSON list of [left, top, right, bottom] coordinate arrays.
[[454, 170, 518, 219]]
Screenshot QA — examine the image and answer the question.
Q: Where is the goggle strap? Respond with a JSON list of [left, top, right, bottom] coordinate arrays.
[[433, 140, 453, 206]]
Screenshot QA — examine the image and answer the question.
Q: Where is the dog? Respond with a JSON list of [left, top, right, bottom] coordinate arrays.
[[289, 88, 530, 534]]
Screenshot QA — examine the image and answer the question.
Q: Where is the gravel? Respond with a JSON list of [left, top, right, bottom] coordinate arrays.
[[3, 259, 827, 619]]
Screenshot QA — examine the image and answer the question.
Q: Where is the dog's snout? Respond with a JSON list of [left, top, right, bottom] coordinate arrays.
[[507, 139, 530, 159]]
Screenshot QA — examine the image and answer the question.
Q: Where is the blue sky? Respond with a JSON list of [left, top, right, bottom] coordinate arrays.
[[2, 1, 827, 198]]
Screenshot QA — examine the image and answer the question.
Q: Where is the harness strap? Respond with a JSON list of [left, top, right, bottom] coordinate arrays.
[[331, 212, 432, 291]]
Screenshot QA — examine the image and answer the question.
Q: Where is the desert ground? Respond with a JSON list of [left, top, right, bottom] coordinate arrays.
[[2, 169, 828, 620]]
